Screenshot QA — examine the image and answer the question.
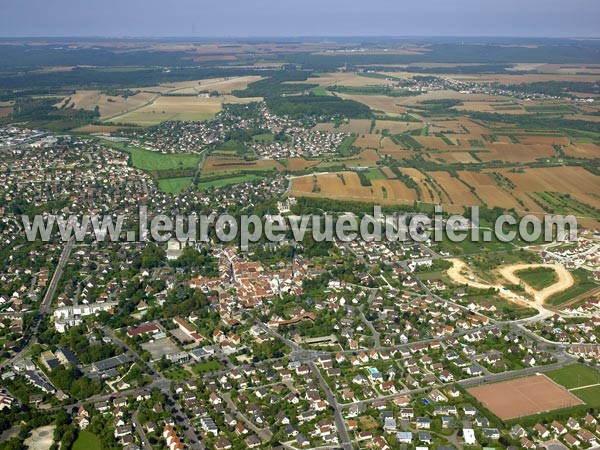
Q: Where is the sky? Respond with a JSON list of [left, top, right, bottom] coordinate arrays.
[[0, 0, 598, 38]]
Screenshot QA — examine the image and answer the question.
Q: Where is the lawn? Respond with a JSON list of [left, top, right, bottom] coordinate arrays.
[[158, 177, 192, 194], [191, 360, 222, 374], [106, 141, 200, 172], [251, 132, 276, 143], [73, 431, 101, 450], [126, 147, 200, 172], [164, 366, 192, 381], [546, 269, 599, 306], [196, 174, 263, 190], [570, 385, 600, 408], [515, 267, 558, 290], [546, 364, 600, 390]]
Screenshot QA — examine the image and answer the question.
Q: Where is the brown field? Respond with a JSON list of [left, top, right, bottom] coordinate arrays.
[[353, 149, 381, 165], [61, 90, 157, 119], [413, 136, 457, 151], [72, 124, 141, 133], [286, 158, 320, 171], [565, 114, 600, 122], [457, 171, 522, 209], [291, 72, 393, 87], [429, 171, 479, 205], [468, 375, 583, 420], [496, 166, 599, 194], [314, 119, 373, 134], [336, 93, 411, 116], [399, 168, 440, 203], [425, 152, 479, 164], [373, 120, 424, 134], [398, 90, 510, 107], [516, 135, 570, 146], [452, 73, 600, 84], [290, 171, 417, 204], [454, 101, 526, 114], [203, 156, 284, 173], [486, 166, 600, 215], [107, 95, 260, 126], [355, 134, 382, 149], [563, 143, 600, 159], [380, 167, 396, 178], [0, 106, 12, 118], [163, 76, 263, 95], [380, 137, 407, 153], [476, 143, 555, 163]]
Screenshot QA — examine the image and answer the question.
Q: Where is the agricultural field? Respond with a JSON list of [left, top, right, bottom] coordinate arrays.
[[290, 171, 418, 205], [106, 94, 259, 126], [121, 146, 200, 172], [202, 156, 284, 175], [196, 174, 263, 190], [158, 177, 193, 193], [58, 90, 156, 119], [162, 75, 263, 94]]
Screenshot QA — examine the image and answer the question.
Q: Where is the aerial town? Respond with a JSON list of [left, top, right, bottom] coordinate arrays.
[[0, 23, 599, 450]]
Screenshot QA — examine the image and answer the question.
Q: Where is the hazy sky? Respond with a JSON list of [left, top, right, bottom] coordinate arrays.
[[0, 0, 598, 38]]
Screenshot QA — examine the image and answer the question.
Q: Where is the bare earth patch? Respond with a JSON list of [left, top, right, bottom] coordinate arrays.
[[23, 425, 56, 450], [468, 375, 583, 420]]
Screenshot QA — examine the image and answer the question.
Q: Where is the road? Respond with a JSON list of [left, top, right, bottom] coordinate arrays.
[[253, 317, 352, 448], [132, 409, 153, 449], [104, 327, 205, 450], [358, 292, 380, 348], [0, 237, 75, 370], [222, 393, 272, 442], [309, 361, 353, 450]]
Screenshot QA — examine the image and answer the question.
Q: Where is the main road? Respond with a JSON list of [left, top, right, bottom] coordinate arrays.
[[0, 237, 75, 370]]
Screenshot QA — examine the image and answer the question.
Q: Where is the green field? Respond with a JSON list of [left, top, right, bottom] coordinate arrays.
[[196, 174, 263, 190], [310, 86, 332, 96], [515, 267, 558, 290], [192, 360, 222, 374], [570, 385, 600, 407], [105, 141, 200, 172], [158, 177, 192, 193], [365, 168, 386, 181], [337, 134, 358, 156], [73, 431, 101, 450], [546, 269, 599, 306], [125, 147, 200, 171], [546, 364, 600, 389]]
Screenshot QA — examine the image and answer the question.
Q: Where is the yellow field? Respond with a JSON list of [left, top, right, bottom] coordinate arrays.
[[288, 72, 393, 87], [59, 90, 156, 119], [336, 93, 411, 116], [161, 76, 263, 95], [290, 171, 418, 204], [106, 95, 260, 126]]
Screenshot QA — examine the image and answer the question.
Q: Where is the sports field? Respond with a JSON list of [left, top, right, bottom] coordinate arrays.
[[468, 374, 583, 420], [546, 364, 600, 407]]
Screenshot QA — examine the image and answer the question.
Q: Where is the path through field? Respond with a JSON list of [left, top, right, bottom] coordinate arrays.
[[446, 259, 573, 311], [497, 263, 574, 303]]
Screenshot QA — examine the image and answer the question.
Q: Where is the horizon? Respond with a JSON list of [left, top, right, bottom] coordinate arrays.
[[1, 0, 599, 38]]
